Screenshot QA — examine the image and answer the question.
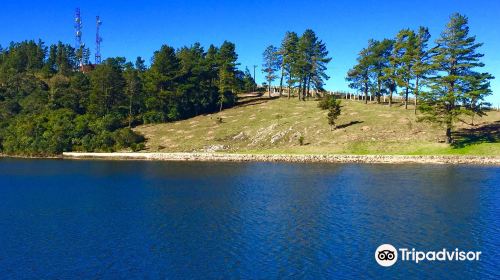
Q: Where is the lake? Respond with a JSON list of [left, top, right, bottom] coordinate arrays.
[[0, 159, 499, 279]]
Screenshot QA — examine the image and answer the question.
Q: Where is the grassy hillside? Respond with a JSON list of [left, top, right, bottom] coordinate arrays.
[[135, 94, 500, 156]]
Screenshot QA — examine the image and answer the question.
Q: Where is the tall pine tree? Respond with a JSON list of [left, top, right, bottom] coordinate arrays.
[[262, 45, 280, 98], [420, 13, 494, 143]]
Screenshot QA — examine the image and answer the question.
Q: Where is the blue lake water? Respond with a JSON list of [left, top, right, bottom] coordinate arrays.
[[0, 159, 499, 279]]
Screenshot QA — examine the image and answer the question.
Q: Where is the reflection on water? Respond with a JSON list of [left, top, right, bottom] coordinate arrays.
[[0, 159, 498, 278]]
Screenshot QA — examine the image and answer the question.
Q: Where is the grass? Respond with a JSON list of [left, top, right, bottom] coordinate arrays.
[[135, 93, 500, 156]]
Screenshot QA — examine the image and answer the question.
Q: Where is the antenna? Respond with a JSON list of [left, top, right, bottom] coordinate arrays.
[[95, 16, 102, 64], [75, 8, 83, 67]]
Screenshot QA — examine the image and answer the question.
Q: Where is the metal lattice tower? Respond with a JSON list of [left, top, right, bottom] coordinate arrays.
[[95, 16, 103, 64], [74, 8, 83, 67]]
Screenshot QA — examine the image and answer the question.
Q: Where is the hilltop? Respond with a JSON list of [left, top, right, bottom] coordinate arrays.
[[135, 94, 500, 156]]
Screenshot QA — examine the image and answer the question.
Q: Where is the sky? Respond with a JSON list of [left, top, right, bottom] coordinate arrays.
[[1, 0, 499, 106]]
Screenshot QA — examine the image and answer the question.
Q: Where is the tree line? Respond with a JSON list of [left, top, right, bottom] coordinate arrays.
[[0, 40, 256, 155], [346, 13, 493, 143], [262, 29, 332, 100]]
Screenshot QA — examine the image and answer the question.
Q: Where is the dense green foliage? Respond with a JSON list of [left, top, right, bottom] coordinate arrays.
[[346, 13, 493, 143], [0, 40, 251, 155]]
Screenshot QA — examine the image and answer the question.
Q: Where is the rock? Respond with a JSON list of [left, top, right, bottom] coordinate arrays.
[[233, 132, 247, 140], [291, 131, 302, 139], [203, 145, 227, 152]]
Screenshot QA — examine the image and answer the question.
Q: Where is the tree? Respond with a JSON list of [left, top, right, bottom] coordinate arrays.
[[144, 45, 180, 120], [393, 29, 418, 109], [218, 41, 239, 111], [327, 100, 342, 130], [123, 63, 143, 127], [147, 45, 179, 92], [412, 26, 432, 114], [280, 31, 299, 98], [47, 74, 70, 109], [347, 45, 372, 104], [318, 95, 341, 130], [262, 45, 280, 98], [309, 36, 332, 97], [242, 67, 256, 92], [465, 72, 493, 125], [420, 13, 494, 143], [135, 56, 146, 72], [88, 58, 126, 116], [55, 42, 77, 75], [382, 53, 399, 107], [295, 30, 331, 100], [368, 39, 393, 103]]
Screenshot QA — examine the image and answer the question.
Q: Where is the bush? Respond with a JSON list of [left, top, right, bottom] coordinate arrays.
[[221, 91, 237, 108], [101, 113, 123, 131], [0, 109, 146, 155], [298, 136, 305, 146], [327, 101, 342, 130], [143, 111, 165, 124], [318, 95, 338, 110], [1, 109, 76, 155], [131, 142, 145, 152], [113, 128, 145, 149]]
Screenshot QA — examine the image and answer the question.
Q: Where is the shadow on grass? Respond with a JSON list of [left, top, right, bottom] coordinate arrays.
[[336, 120, 364, 129], [236, 96, 279, 107], [452, 121, 500, 148]]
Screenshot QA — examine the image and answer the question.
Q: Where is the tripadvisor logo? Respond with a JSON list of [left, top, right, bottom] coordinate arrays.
[[375, 244, 481, 267], [375, 244, 398, 267]]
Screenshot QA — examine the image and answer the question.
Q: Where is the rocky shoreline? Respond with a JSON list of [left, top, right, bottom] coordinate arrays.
[[61, 152, 500, 165]]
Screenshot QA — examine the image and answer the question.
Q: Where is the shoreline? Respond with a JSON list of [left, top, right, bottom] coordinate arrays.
[[56, 152, 500, 165]]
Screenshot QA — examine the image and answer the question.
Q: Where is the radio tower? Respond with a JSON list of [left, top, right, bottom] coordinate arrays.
[[95, 16, 103, 64], [74, 8, 83, 67]]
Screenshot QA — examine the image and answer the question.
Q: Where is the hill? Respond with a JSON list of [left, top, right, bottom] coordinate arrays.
[[135, 94, 500, 156]]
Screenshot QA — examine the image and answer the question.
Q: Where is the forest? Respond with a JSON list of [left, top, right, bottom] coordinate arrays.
[[0, 40, 256, 155]]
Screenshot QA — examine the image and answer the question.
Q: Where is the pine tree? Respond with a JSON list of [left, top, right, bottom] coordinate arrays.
[[280, 31, 299, 98], [310, 37, 332, 97], [420, 13, 494, 143], [393, 29, 418, 109], [412, 27, 432, 114], [218, 41, 239, 111], [243, 67, 256, 92], [296, 30, 331, 100], [296, 30, 315, 100], [148, 45, 180, 92], [135, 56, 146, 72], [327, 98, 342, 130], [382, 50, 399, 107], [124, 63, 142, 127], [368, 39, 393, 103], [262, 45, 280, 98], [347, 45, 372, 104]]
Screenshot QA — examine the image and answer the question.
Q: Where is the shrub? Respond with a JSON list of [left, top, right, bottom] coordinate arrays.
[[298, 136, 305, 146], [327, 100, 342, 130], [318, 95, 338, 110], [113, 128, 145, 149], [143, 111, 165, 124]]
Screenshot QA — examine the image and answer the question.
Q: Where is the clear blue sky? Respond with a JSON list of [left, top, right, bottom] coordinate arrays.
[[1, 0, 499, 106]]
